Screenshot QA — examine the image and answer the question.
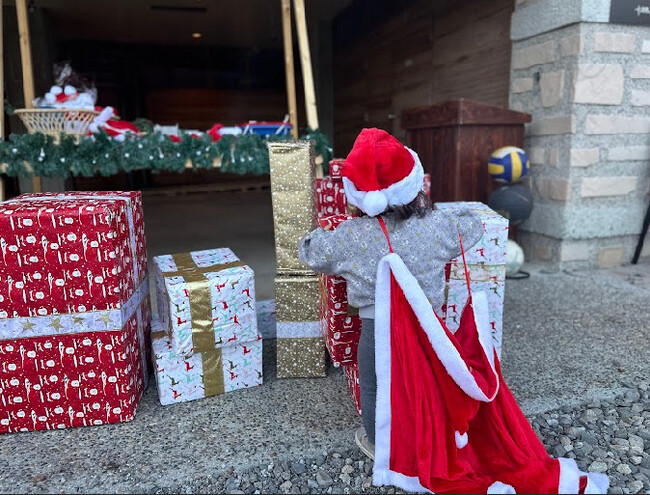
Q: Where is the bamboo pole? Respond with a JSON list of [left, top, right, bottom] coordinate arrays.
[[281, 0, 298, 139], [0, 0, 4, 201], [292, 0, 318, 132], [16, 0, 41, 193]]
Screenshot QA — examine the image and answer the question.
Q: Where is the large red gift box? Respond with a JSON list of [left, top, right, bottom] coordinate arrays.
[[0, 192, 149, 433], [316, 214, 362, 368], [344, 362, 362, 416], [319, 273, 361, 366], [315, 178, 348, 218]]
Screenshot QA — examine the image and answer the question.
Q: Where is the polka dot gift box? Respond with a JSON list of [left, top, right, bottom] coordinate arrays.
[[0, 192, 150, 433]]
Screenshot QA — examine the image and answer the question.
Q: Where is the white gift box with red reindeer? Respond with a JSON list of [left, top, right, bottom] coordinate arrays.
[[435, 202, 508, 357], [152, 247, 262, 405], [151, 317, 262, 405], [153, 248, 259, 358]]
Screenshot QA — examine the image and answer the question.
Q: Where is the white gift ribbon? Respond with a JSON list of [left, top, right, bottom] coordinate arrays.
[[0, 277, 149, 341]]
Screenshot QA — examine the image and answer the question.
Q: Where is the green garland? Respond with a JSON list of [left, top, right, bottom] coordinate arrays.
[[0, 128, 333, 178]]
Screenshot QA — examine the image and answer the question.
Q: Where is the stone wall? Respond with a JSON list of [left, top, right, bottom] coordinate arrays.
[[510, 1, 650, 268]]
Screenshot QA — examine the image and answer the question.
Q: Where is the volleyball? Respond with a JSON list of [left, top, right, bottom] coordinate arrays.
[[505, 240, 525, 276], [488, 146, 530, 183]]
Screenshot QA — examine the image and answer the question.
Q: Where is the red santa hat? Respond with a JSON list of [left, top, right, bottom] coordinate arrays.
[[341, 128, 424, 216]]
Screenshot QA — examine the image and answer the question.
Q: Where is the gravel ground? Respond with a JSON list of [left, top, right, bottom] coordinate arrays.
[[152, 382, 649, 495]]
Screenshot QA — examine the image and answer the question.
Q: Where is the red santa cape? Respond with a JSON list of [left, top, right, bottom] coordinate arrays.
[[372, 217, 608, 494]]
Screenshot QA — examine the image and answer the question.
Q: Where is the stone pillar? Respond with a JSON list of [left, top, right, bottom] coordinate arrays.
[[510, 0, 650, 268]]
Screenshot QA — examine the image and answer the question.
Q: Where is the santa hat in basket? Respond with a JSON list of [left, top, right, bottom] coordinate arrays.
[[341, 128, 424, 216]]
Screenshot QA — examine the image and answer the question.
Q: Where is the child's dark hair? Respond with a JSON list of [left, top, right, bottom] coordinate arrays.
[[352, 191, 432, 219], [385, 191, 432, 219]]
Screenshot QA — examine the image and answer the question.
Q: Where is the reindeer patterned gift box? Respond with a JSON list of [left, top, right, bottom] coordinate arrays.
[[0, 191, 150, 433], [152, 248, 262, 404], [435, 202, 509, 357], [151, 317, 262, 405]]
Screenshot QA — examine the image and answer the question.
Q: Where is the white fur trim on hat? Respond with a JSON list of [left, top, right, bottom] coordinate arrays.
[[342, 148, 425, 216]]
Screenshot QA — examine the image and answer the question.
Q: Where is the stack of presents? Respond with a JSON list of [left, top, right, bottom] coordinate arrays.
[[0, 141, 507, 434], [0, 191, 263, 433]]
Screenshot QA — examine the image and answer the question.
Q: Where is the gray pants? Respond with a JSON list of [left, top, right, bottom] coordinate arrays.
[[358, 318, 376, 445]]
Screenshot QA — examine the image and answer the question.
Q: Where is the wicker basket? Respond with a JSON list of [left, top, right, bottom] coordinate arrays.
[[14, 108, 99, 140]]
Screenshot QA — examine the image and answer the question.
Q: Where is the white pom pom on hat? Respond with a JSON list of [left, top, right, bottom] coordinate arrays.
[[341, 128, 425, 216], [361, 190, 389, 217]]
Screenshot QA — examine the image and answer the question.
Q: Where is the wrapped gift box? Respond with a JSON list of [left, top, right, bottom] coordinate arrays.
[[268, 141, 317, 272], [319, 273, 361, 367], [154, 248, 258, 358], [315, 159, 348, 218], [344, 363, 362, 416], [328, 158, 345, 179], [435, 202, 508, 357], [315, 177, 347, 218], [0, 191, 149, 433], [151, 317, 262, 405], [275, 274, 326, 378], [314, 215, 362, 367]]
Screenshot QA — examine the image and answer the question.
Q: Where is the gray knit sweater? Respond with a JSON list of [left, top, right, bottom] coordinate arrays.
[[298, 207, 483, 312]]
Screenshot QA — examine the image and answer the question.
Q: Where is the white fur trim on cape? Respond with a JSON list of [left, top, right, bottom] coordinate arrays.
[[487, 481, 516, 494], [558, 458, 609, 494], [455, 430, 469, 449], [343, 147, 425, 216], [373, 252, 498, 492]]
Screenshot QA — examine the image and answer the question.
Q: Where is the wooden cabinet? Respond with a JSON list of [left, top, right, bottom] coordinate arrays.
[[402, 99, 531, 204]]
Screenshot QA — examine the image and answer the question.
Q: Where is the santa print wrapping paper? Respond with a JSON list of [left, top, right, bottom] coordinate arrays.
[[344, 363, 362, 416], [315, 177, 348, 218], [319, 274, 361, 367], [315, 214, 362, 367], [154, 248, 258, 358], [435, 201, 508, 357], [151, 317, 262, 405], [0, 191, 150, 433], [0, 191, 147, 318]]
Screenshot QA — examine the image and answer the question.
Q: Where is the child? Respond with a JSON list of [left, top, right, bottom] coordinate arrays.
[[298, 128, 483, 458]]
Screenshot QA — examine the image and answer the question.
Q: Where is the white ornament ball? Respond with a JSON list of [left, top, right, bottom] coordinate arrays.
[[505, 240, 525, 276], [50, 85, 63, 96], [64, 85, 77, 96]]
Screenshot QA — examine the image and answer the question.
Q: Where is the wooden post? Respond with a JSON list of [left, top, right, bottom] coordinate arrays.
[[281, 0, 299, 140], [292, 0, 319, 131], [0, 0, 4, 201], [16, 0, 41, 193]]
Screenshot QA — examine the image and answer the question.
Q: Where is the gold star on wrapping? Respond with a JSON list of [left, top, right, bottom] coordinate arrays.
[[50, 317, 64, 332], [98, 312, 113, 328], [73, 316, 85, 326], [22, 320, 36, 332]]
